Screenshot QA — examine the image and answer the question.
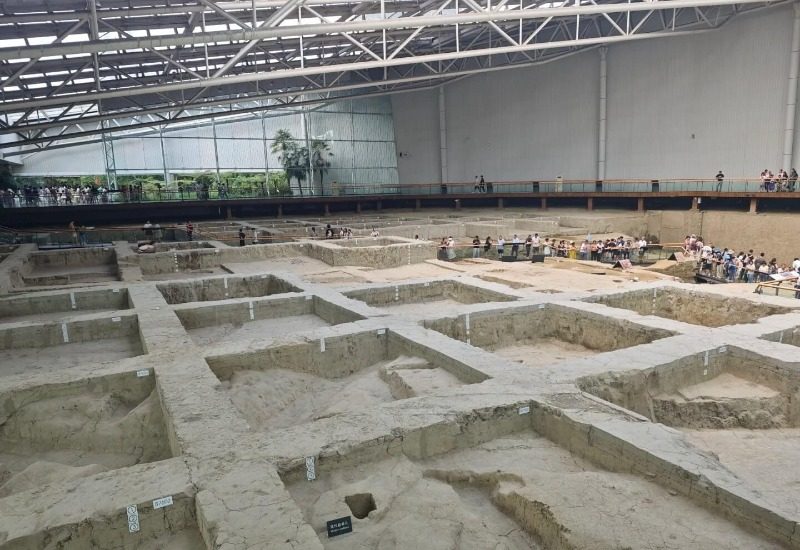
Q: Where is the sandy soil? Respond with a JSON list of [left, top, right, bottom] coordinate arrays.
[[0, 308, 120, 325], [492, 339, 597, 366], [287, 431, 779, 549], [142, 267, 229, 281], [137, 529, 207, 550], [677, 372, 779, 401], [0, 336, 143, 378], [188, 314, 331, 346], [684, 428, 800, 517], [25, 264, 119, 285], [372, 298, 465, 315], [221, 361, 399, 430], [0, 390, 169, 497], [389, 367, 464, 397]]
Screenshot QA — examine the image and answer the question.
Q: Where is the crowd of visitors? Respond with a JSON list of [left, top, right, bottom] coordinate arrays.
[[2, 184, 111, 207], [759, 168, 798, 192], [683, 234, 799, 283]]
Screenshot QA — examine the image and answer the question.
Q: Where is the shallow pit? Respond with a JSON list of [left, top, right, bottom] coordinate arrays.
[[344, 280, 515, 314], [282, 412, 779, 549], [206, 330, 485, 431], [586, 287, 792, 327], [578, 347, 800, 429], [426, 304, 673, 367], [18, 247, 119, 286], [175, 295, 364, 346], [157, 274, 300, 304], [0, 371, 172, 497], [0, 287, 130, 325], [0, 314, 145, 377]]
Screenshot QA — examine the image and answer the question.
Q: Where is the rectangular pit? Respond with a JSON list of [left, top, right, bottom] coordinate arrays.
[[0, 314, 145, 378], [174, 295, 364, 346], [425, 304, 673, 366], [206, 330, 487, 431], [0, 371, 172, 498], [17, 247, 119, 287], [586, 287, 792, 327], [157, 274, 300, 304], [0, 287, 131, 324], [577, 347, 800, 429], [345, 280, 515, 314], [280, 408, 780, 549]]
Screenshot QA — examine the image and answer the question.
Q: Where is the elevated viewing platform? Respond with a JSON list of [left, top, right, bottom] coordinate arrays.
[[3, 178, 800, 227]]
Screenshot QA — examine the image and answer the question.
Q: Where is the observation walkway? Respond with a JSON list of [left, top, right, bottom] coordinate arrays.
[[3, 178, 800, 227]]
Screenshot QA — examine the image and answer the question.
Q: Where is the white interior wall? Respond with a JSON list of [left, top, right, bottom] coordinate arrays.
[[392, 5, 796, 184]]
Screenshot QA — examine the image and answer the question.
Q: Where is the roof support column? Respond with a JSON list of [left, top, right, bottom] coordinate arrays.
[[598, 46, 608, 181], [439, 86, 448, 184], [782, 3, 800, 171]]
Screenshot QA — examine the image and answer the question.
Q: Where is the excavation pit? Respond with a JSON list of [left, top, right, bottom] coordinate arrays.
[[282, 411, 778, 549], [425, 304, 673, 366], [578, 347, 800, 429], [344, 280, 515, 314], [206, 330, 486, 431], [157, 274, 301, 304], [586, 287, 792, 327], [0, 287, 130, 325], [0, 314, 145, 378], [0, 371, 172, 498], [15, 248, 119, 287], [761, 325, 800, 348], [174, 294, 364, 346]]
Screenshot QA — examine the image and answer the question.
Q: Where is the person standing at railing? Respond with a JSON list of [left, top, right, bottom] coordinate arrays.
[[525, 235, 533, 257], [484, 236, 492, 254], [556, 175, 563, 193], [497, 236, 505, 257], [715, 170, 724, 192], [532, 233, 541, 256], [790, 169, 798, 191], [511, 235, 520, 258], [447, 236, 456, 260], [472, 236, 481, 259]]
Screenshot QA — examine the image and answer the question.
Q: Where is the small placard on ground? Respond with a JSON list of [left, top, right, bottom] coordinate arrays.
[[327, 516, 353, 538], [152, 496, 173, 509]]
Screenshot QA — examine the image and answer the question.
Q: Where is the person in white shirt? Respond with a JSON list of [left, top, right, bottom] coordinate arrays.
[[532, 233, 541, 255], [511, 235, 521, 258]]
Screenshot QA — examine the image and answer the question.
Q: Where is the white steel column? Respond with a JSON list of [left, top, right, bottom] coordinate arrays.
[[439, 86, 448, 184], [783, 3, 800, 171], [598, 47, 608, 181]]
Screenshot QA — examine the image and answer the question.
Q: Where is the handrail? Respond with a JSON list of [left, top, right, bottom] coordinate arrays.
[[2, 176, 798, 208]]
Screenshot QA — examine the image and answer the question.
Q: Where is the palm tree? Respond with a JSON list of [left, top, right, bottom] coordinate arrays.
[[270, 130, 306, 196], [309, 139, 333, 195]]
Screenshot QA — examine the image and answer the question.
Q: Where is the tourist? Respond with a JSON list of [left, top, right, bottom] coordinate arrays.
[[715, 170, 725, 192], [579, 240, 589, 261], [497, 235, 505, 257], [511, 235, 520, 258], [238, 227, 246, 247], [568, 241, 577, 260], [447, 236, 456, 260], [311, 226, 317, 239], [186, 220, 193, 241], [143, 220, 154, 240], [484, 236, 492, 253], [472, 235, 481, 258], [524, 235, 533, 257], [69, 221, 78, 245], [439, 237, 447, 260], [473, 176, 481, 193], [790, 169, 798, 191], [543, 238, 552, 257], [532, 233, 541, 255]]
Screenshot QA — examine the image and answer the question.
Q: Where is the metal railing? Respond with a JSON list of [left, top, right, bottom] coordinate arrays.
[[3, 177, 799, 208]]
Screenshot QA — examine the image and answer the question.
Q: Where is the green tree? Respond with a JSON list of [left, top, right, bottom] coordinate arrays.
[[309, 139, 333, 194], [271, 130, 306, 196]]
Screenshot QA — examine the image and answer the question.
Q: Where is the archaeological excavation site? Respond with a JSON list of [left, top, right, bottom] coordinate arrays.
[[1, 209, 800, 550]]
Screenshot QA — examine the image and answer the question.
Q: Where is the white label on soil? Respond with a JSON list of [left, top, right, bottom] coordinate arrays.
[[703, 369, 708, 376], [538, 304, 545, 309], [306, 456, 316, 481], [136, 369, 150, 378], [152, 496, 173, 509], [780, 332, 784, 343], [465, 314, 470, 331], [70, 292, 76, 309], [61, 323, 69, 343], [112, 316, 121, 322], [305, 295, 313, 301], [519, 405, 531, 415], [223, 277, 228, 289], [126, 505, 140, 533], [377, 329, 386, 335], [113, 288, 120, 293], [424, 282, 430, 287], [249, 301, 254, 320], [703, 351, 709, 367], [320, 338, 326, 352], [718, 346, 727, 353]]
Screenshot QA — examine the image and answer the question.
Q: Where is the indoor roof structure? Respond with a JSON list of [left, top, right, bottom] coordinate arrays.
[[0, 0, 787, 156]]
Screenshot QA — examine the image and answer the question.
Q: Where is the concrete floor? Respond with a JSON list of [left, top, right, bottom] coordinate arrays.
[[2, 209, 800, 549]]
